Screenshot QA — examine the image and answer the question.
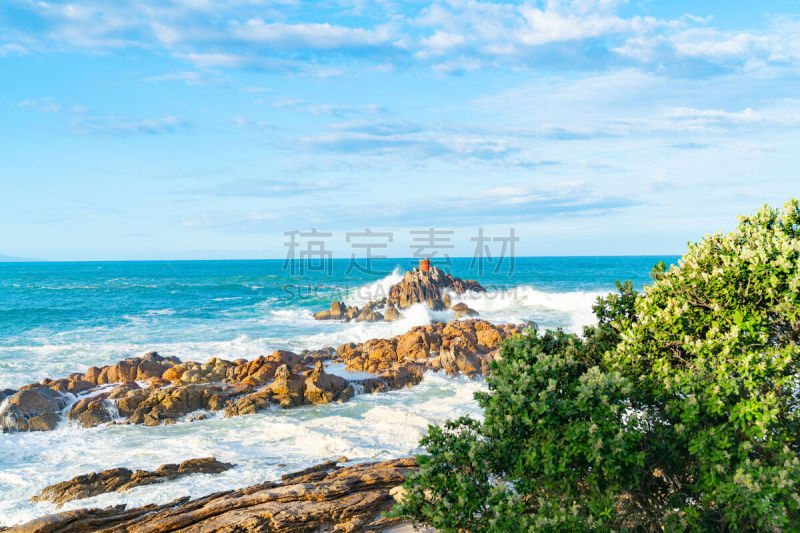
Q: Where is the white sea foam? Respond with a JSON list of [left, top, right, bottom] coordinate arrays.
[[447, 285, 604, 332], [344, 268, 404, 307], [0, 371, 485, 526]]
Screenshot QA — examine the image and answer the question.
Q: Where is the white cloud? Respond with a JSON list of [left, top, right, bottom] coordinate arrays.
[[5, 0, 800, 76], [230, 20, 392, 49]]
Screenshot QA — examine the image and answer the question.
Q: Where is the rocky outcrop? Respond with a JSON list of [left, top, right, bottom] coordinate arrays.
[[224, 350, 307, 386], [340, 318, 519, 374], [116, 383, 246, 426], [389, 266, 484, 311], [31, 457, 234, 506], [0, 386, 70, 432], [314, 267, 485, 321], [14, 458, 416, 532], [3, 320, 522, 432], [83, 352, 180, 386]]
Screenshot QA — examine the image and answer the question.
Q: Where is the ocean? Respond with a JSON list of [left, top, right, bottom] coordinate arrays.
[[0, 256, 675, 525]]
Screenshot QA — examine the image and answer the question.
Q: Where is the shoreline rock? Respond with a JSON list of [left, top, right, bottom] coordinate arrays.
[[31, 457, 234, 506], [1, 319, 522, 433], [13, 458, 419, 532]]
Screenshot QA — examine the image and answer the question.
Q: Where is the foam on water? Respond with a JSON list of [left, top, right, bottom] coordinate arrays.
[[344, 267, 404, 307], [448, 285, 605, 332], [0, 371, 485, 525]]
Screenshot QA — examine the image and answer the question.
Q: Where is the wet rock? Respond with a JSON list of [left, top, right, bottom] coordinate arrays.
[[266, 364, 306, 408], [43, 377, 94, 395], [388, 266, 485, 310], [384, 304, 401, 322], [356, 306, 384, 322], [117, 384, 238, 426], [0, 386, 70, 432], [452, 302, 479, 319], [223, 388, 273, 417], [68, 395, 112, 428], [436, 338, 484, 378], [304, 362, 354, 405], [314, 301, 346, 320], [84, 353, 179, 386], [344, 305, 360, 321], [225, 350, 306, 385], [300, 346, 335, 363], [142, 351, 180, 364], [108, 381, 141, 399], [379, 363, 425, 389], [0, 389, 17, 402], [31, 457, 234, 506], [176, 357, 234, 385], [17, 458, 417, 533], [340, 319, 519, 378]]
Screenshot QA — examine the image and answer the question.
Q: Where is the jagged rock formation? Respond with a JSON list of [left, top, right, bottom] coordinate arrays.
[[314, 266, 484, 321], [31, 457, 234, 506], [11, 458, 418, 532], [388, 266, 484, 310], [339, 319, 518, 376], [0, 320, 522, 433]]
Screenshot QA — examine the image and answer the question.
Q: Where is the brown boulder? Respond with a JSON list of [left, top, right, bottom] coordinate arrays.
[[436, 338, 483, 378], [118, 384, 236, 426], [223, 388, 273, 417], [266, 364, 306, 408], [356, 307, 383, 322], [0, 386, 70, 432], [452, 302, 479, 319], [379, 363, 425, 389], [68, 396, 112, 428], [177, 357, 234, 385], [304, 362, 354, 405]]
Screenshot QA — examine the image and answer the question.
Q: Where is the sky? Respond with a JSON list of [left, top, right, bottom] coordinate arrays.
[[0, 0, 799, 261]]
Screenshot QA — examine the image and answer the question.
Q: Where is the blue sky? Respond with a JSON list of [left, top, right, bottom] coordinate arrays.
[[1, 0, 798, 261]]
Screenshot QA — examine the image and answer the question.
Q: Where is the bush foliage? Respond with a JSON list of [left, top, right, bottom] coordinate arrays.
[[393, 200, 800, 531]]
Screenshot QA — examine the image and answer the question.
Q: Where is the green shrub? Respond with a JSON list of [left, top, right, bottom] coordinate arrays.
[[393, 200, 800, 532]]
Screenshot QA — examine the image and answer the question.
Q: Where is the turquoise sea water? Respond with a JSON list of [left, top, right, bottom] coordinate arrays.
[[0, 256, 675, 525]]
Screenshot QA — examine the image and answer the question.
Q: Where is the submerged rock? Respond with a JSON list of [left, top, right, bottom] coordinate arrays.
[[31, 457, 234, 506], [452, 302, 479, 319], [17, 458, 416, 532], [0, 386, 70, 432]]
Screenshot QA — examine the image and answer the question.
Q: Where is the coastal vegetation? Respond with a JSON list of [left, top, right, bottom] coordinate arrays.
[[393, 200, 800, 531]]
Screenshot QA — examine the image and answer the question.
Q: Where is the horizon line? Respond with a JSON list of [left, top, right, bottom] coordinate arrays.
[[0, 254, 682, 264]]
